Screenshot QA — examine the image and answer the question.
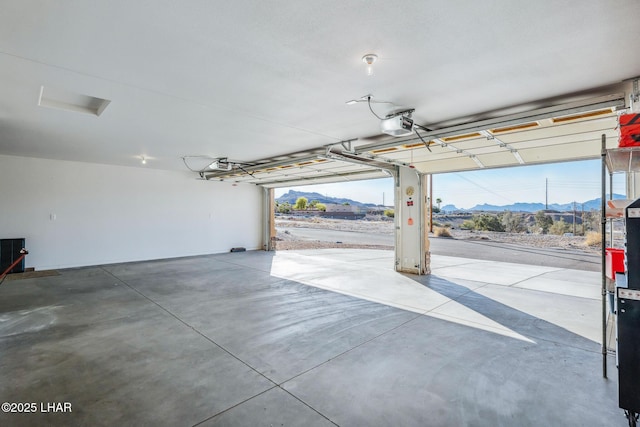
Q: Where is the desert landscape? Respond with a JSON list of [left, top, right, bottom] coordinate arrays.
[[275, 217, 599, 253]]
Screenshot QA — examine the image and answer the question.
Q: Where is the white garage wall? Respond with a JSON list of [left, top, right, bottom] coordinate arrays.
[[0, 155, 263, 270]]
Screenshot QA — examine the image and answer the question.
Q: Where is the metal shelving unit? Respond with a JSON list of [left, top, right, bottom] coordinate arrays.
[[603, 143, 640, 426], [602, 145, 636, 377]]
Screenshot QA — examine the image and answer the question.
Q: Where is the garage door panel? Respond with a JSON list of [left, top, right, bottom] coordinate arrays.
[[378, 150, 456, 165], [261, 171, 389, 188], [474, 151, 521, 168], [449, 138, 496, 151], [464, 145, 512, 156], [212, 104, 625, 186], [380, 149, 438, 163], [497, 116, 618, 144], [509, 130, 618, 151], [519, 140, 605, 163], [412, 156, 479, 174]]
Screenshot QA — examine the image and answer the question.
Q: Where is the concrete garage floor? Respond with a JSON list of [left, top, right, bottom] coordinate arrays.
[[0, 249, 622, 426]]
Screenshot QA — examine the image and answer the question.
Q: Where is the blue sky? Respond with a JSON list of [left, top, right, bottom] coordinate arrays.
[[274, 159, 626, 209]]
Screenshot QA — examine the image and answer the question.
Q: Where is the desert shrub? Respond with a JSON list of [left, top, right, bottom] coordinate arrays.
[[549, 218, 571, 235], [434, 226, 452, 237], [384, 209, 394, 218], [584, 210, 601, 232], [534, 211, 554, 234], [471, 214, 505, 232], [294, 197, 308, 210], [461, 220, 475, 230], [584, 231, 602, 247], [277, 202, 292, 213], [501, 210, 526, 233]]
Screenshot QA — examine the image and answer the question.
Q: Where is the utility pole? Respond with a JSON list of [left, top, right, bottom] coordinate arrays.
[[573, 201, 576, 234], [430, 174, 434, 233], [581, 203, 585, 235], [545, 178, 548, 210]]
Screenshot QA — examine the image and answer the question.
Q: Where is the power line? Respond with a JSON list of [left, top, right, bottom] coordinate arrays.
[[453, 173, 516, 204]]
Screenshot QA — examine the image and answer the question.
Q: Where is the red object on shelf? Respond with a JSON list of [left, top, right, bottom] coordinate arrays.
[[605, 247, 625, 280], [619, 113, 640, 147]]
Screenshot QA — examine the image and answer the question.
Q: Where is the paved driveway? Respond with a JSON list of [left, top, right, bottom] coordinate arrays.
[[277, 227, 600, 272]]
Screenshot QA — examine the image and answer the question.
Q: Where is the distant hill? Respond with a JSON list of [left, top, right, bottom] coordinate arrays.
[[278, 190, 628, 212], [276, 190, 378, 207], [441, 194, 626, 212], [441, 204, 458, 212]]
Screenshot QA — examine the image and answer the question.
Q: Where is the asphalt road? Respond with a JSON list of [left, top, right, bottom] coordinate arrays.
[[429, 237, 600, 272], [277, 227, 601, 272]]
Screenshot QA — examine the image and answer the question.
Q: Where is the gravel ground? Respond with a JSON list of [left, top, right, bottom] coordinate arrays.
[[276, 217, 394, 234], [275, 217, 393, 250], [275, 217, 600, 253], [446, 229, 600, 253]]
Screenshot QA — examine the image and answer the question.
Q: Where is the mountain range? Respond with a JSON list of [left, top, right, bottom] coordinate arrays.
[[278, 190, 627, 212], [276, 190, 378, 207], [442, 194, 626, 212]]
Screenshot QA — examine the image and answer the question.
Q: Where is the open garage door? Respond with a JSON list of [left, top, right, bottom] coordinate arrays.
[[198, 92, 629, 275], [201, 93, 625, 185]]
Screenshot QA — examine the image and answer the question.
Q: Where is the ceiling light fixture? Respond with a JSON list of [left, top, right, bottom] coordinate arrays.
[[345, 94, 395, 106], [141, 156, 147, 165], [362, 54, 378, 76]]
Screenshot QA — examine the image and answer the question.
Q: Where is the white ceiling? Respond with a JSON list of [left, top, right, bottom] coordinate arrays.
[[1, 1, 639, 178]]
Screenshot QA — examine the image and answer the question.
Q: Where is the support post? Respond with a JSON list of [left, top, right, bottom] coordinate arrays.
[[627, 172, 640, 201], [429, 174, 434, 233], [395, 166, 430, 275], [263, 188, 276, 251], [601, 133, 608, 378]]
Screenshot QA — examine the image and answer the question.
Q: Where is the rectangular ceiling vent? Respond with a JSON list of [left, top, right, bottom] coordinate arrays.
[[371, 147, 398, 154], [38, 86, 111, 116], [551, 108, 614, 124], [402, 142, 425, 149], [441, 132, 482, 142], [490, 122, 539, 134]]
